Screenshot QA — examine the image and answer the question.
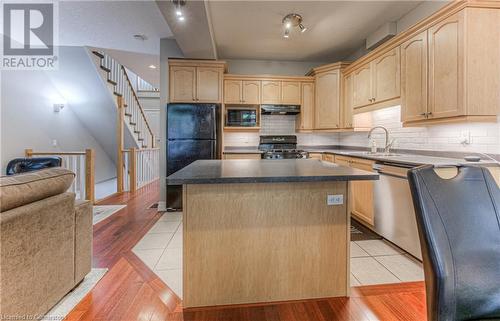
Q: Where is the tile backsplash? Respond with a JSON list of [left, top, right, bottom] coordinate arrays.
[[342, 106, 500, 154], [224, 115, 340, 147], [224, 106, 500, 155]]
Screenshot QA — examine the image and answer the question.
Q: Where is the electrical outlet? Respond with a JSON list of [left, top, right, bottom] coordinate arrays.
[[327, 194, 344, 205]]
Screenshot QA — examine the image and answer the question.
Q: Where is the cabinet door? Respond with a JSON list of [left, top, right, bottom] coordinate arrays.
[[349, 158, 375, 226], [372, 47, 401, 104], [428, 11, 465, 119], [334, 155, 351, 167], [315, 71, 341, 129], [308, 152, 323, 160], [242, 81, 261, 104], [297, 82, 315, 130], [261, 81, 281, 104], [197, 67, 222, 103], [224, 80, 242, 104], [352, 64, 373, 108], [342, 75, 353, 128], [223, 153, 261, 160], [322, 154, 335, 163], [401, 31, 428, 122], [170, 66, 196, 102], [281, 81, 301, 105]]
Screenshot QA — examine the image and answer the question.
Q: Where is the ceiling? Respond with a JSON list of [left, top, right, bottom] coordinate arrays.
[[59, 1, 173, 55], [207, 1, 423, 61]]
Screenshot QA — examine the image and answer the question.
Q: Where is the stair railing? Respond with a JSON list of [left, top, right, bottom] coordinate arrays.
[[121, 147, 160, 192], [24, 149, 95, 203], [96, 51, 155, 149]]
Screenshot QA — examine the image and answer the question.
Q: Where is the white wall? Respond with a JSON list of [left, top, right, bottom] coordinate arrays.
[[159, 38, 184, 210], [226, 59, 327, 76], [342, 106, 500, 155], [345, 1, 449, 61], [0, 70, 116, 182]]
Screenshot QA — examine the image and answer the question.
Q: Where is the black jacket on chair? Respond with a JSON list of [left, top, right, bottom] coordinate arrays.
[[6, 157, 62, 175], [408, 165, 500, 321]]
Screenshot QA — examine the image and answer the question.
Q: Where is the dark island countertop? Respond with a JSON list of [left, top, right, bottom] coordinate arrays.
[[167, 159, 379, 185]]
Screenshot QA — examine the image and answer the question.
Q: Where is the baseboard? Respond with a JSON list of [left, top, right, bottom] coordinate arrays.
[[157, 201, 167, 212]]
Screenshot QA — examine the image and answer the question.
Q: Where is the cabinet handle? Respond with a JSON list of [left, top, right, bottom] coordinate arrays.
[[419, 112, 426, 116], [427, 112, 433, 116]]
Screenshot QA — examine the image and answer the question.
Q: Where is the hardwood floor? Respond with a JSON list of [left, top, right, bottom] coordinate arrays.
[[65, 181, 428, 321]]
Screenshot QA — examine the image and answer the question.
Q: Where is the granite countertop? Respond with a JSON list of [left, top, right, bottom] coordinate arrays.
[[167, 159, 379, 185], [303, 148, 497, 167]]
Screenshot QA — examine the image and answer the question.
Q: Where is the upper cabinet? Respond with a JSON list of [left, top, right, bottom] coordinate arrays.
[[224, 76, 308, 106], [427, 12, 465, 120], [401, 6, 500, 125], [281, 81, 301, 105], [351, 47, 401, 109], [308, 62, 350, 131], [224, 80, 261, 104], [261, 81, 281, 104], [401, 31, 428, 122], [169, 60, 226, 103], [296, 82, 315, 131]]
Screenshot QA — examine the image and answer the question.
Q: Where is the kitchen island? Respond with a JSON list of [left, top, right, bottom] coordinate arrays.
[[167, 159, 378, 308]]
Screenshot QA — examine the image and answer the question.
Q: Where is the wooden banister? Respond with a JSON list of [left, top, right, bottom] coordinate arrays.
[[120, 66, 154, 145], [117, 96, 125, 193], [129, 147, 137, 193]]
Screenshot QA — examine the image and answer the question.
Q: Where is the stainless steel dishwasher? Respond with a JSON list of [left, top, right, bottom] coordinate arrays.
[[372, 162, 422, 260]]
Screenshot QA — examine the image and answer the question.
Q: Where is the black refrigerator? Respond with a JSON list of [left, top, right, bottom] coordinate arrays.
[[167, 103, 219, 210]]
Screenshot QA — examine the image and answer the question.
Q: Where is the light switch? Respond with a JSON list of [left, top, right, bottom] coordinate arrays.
[[327, 194, 344, 205]]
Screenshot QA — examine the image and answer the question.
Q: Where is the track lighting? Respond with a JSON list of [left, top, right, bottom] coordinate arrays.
[[173, 0, 186, 22], [282, 13, 307, 38]]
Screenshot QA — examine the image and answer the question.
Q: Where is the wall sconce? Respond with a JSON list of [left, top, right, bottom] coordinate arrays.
[[53, 103, 65, 113]]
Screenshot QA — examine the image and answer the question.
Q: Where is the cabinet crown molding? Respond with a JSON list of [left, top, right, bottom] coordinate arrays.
[[306, 62, 351, 76], [168, 59, 228, 72], [224, 74, 314, 82]]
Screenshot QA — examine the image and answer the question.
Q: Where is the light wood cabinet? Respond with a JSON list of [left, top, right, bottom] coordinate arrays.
[[351, 47, 400, 109], [308, 152, 322, 160], [242, 81, 261, 104], [261, 81, 281, 104], [170, 66, 196, 103], [224, 80, 261, 104], [333, 155, 375, 226], [342, 74, 353, 128], [281, 81, 301, 105], [401, 31, 428, 122], [169, 60, 226, 103], [372, 47, 400, 104], [322, 154, 335, 163], [224, 80, 242, 104], [315, 70, 341, 130], [197, 67, 223, 102], [428, 11, 465, 120], [352, 65, 372, 108], [296, 82, 315, 131]]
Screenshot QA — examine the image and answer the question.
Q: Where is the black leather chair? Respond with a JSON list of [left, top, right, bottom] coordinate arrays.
[[408, 165, 500, 321], [6, 157, 62, 175]]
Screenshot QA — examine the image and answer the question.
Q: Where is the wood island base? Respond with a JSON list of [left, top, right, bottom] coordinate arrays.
[[182, 181, 351, 308]]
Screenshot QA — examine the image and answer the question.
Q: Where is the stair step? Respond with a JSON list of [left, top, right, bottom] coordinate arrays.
[[138, 137, 144, 141], [93, 51, 105, 58], [129, 122, 136, 125], [125, 113, 132, 117], [107, 79, 117, 85], [134, 130, 140, 134], [113, 92, 122, 97], [100, 65, 111, 72]]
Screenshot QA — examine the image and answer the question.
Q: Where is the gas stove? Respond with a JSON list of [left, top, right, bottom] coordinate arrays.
[[258, 135, 309, 160]]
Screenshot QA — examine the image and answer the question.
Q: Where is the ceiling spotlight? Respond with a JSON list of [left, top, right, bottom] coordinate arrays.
[[173, 0, 186, 21], [149, 65, 157, 69], [282, 13, 307, 38], [133, 34, 148, 41]]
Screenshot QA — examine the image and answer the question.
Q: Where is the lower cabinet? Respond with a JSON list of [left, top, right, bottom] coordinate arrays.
[[322, 154, 335, 163], [308, 152, 323, 160], [334, 155, 375, 226], [223, 153, 262, 160]]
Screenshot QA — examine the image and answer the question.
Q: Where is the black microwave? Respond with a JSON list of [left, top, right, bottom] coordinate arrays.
[[226, 109, 257, 127]]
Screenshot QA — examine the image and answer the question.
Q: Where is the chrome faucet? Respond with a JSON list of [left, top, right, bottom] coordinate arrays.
[[367, 126, 393, 154]]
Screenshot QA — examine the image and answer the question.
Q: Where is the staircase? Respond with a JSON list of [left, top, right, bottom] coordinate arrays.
[[92, 51, 155, 149]]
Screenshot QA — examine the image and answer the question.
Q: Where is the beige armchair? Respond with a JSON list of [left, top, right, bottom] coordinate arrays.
[[0, 168, 92, 318]]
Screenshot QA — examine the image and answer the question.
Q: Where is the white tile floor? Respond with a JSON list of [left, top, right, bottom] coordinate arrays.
[[133, 213, 424, 298]]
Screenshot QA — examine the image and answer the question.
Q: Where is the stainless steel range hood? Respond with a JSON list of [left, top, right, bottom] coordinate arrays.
[[261, 105, 300, 115]]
